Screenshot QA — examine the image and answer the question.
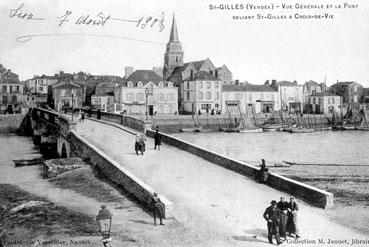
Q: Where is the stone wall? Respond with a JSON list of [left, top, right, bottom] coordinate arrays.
[[69, 131, 172, 215], [146, 129, 333, 209], [0, 114, 25, 133]]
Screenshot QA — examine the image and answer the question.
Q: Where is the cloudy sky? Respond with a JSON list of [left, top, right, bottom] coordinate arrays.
[[0, 0, 368, 86]]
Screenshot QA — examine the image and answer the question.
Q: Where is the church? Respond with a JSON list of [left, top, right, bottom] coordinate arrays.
[[163, 15, 233, 113]]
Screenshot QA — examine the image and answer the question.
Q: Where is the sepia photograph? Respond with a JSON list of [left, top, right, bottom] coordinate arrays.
[[0, 0, 368, 246]]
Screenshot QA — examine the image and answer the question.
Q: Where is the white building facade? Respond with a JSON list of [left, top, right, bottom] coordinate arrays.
[[182, 71, 223, 114], [115, 70, 178, 115], [222, 84, 280, 114], [278, 81, 304, 113], [307, 92, 342, 114]]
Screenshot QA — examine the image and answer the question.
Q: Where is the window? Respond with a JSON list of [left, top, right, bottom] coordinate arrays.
[[158, 82, 163, 87], [216, 92, 219, 100], [127, 82, 133, 87], [207, 81, 211, 89], [127, 93, 134, 101], [215, 82, 219, 88], [157, 93, 164, 101], [16, 86, 20, 93], [318, 98, 322, 104], [199, 82, 203, 89], [137, 93, 144, 101], [328, 98, 331, 104], [187, 81, 189, 89], [190, 70, 194, 80], [199, 92, 203, 100], [215, 70, 218, 78], [168, 93, 175, 101], [168, 82, 173, 88], [332, 98, 335, 104], [137, 82, 143, 87], [176, 56, 178, 62], [235, 93, 242, 100], [313, 98, 316, 104], [187, 91, 190, 101], [206, 92, 211, 100], [2, 86, 6, 93]]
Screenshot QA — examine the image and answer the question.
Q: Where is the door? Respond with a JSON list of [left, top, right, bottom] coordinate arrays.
[[149, 105, 154, 115]]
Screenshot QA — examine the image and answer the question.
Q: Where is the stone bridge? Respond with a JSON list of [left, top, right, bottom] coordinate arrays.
[[23, 107, 368, 246]]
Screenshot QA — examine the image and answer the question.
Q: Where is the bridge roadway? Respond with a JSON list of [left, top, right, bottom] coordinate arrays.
[[69, 116, 366, 246]]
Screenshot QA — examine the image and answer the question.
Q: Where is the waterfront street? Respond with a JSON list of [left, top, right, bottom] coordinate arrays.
[[70, 116, 368, 246]]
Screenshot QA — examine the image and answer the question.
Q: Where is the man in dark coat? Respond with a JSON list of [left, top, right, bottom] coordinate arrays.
[[97, 109, 101, 120], [287, 197, 300, 238], [258, 159, 269, 183], [277, 196, 289, 240], [152, 192, 164, 226], [154, 128, 162, 151], [263, 200, 282, 245]]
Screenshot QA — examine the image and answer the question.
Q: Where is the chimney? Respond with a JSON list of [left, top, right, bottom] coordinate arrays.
[[125, 66, 134, 78], [153, 67, 163, 78], [264, 80, 270, 85], [235, 79, 239, 85]]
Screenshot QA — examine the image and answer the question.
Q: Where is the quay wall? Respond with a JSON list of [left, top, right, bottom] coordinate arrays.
[[146, 129, 333, 209], [69, 130, 172, 215], [0, 114, 26, 133]]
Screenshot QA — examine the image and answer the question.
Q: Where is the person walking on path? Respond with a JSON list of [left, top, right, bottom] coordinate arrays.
[[263, 200, 282, 245], [277, 196, 289, 241], [135, 134, 146, 155], [151, 192, 165, 226], [154, 127, 162, 151], [287, 197, 300, 238], [78, 110, 82, 121], [81, 111, 85, 122]]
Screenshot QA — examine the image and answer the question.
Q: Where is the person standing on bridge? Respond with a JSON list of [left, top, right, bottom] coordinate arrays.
[[97, 109, 101, 120], [277, 196, 289, 241], [151, 192, 164, 226], [154, 127, 162, 151], [287, 197, 300, 239], [263, 200, 282, 245]]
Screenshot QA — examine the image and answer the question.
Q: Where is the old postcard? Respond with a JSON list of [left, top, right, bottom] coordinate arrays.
[[0, 0, 368, 246]]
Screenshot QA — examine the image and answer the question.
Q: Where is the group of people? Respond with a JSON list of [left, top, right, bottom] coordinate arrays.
[[134, 127, 162, 155], [263, 196, 300, 245]]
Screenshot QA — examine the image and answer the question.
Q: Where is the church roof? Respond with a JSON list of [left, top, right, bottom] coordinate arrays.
[[169, 14, 179, 42]]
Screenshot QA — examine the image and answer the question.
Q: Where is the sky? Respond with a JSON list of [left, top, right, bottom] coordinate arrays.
[[0, 0, 368, 86]]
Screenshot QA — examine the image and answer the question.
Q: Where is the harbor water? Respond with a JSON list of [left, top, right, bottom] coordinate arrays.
[[172, 131, 369, 206]]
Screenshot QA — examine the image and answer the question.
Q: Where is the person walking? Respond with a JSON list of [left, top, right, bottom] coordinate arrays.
[[287, 197, 300, 238], [135, 134, 146, 155], [263, 200, 282, 245], [81, 111, 85, 122], [154, 127, 162, 151], [277, 196, 289, 241], [151, 192, 165, 226]]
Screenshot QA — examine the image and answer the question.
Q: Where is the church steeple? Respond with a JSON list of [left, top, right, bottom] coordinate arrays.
[[169, 14, 179, 42], [163, 14, 184, 80]]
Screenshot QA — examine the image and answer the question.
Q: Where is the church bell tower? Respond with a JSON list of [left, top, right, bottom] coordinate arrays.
[[163, 14, 184, 80]]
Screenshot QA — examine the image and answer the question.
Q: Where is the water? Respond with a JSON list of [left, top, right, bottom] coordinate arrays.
[[0, 134, 98, 212], [172, 131, 369, 205]]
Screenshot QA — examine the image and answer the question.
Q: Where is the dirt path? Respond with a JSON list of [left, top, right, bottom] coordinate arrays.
[[70, 117, 368, 246]]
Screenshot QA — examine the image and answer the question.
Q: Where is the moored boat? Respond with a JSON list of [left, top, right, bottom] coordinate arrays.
[[13, 157, 44, 167]]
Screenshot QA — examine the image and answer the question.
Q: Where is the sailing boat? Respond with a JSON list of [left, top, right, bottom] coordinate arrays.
[[239, 105, 262, 133], [356, 108, 369, 130], [180, 103, 203, 132]]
